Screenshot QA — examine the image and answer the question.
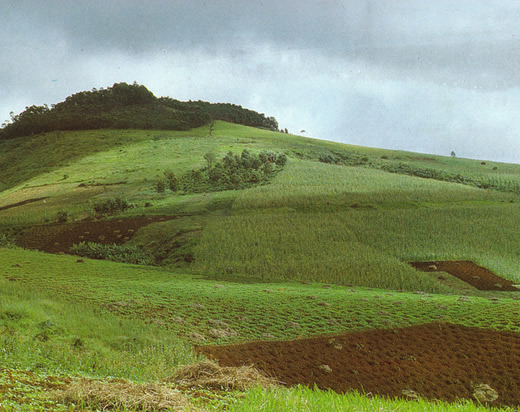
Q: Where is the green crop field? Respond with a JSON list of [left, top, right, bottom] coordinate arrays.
[[1, 117, 519, 410]]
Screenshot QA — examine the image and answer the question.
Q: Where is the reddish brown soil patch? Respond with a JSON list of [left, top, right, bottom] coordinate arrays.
[[197, 323, 520, 407], [410, 260, 519, 291], [15, 216, 176, 254], [0, 197, 49, 212]]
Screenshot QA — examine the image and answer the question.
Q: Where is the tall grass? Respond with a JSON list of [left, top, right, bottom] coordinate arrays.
[[194, 209, 451, 292], [231, 386, 512, 412], [191, 160, 520, 290], [233, 160, 514, 211]]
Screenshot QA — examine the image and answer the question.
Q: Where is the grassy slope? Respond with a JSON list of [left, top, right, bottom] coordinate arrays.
[[1, 248, 519, 410], [1, 121, 520, 410]]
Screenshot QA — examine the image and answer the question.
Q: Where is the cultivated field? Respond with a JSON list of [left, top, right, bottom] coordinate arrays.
[[1, 121, 519, 410]]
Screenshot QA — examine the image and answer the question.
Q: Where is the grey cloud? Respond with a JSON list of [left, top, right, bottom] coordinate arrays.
[[5, 0, 520, 89]]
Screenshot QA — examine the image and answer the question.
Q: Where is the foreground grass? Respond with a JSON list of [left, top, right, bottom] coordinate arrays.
[[230, 386, 514, 412], [1, 248, 518, 410], [0, 273, 199, 381]]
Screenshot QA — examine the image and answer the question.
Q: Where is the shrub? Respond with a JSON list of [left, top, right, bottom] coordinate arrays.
[[55, 210, 69, 223], [92, 197, 131, 214], [0, 234, 16, 249], [275, 153, 288, 167], [155, 180, 166, 193], [163, 170, 178, 192]]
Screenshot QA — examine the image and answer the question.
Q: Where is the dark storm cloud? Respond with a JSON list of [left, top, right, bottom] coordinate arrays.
[[8, 0, 518, 89], [2, 1, 520, 162]]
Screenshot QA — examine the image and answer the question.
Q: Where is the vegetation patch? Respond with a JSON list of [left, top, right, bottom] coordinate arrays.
[[14, 216, 175, 254], [91, 196, 133, 215], [0, 368, 71, 410], [381, 162, 520, 194], [158, 149, 287, 194], [70, 242, 153, 265], [0, 82, 278, 140]]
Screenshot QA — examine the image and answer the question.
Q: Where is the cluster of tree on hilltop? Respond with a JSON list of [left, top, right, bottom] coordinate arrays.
[[159, 97, 278, 131], [0, 82, 279, 139]]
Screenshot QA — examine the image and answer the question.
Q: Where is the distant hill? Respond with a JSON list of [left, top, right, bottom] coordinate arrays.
[[0, 82, 279, 139]]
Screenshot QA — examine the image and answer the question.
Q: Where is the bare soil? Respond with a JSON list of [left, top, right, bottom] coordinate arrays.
[[197, 323, 520, 407], [15, 216, 176, 254], [410, 260, 520, 291]]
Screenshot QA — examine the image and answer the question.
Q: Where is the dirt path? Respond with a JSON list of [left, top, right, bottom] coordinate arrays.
[[198, 323, 520, 407]]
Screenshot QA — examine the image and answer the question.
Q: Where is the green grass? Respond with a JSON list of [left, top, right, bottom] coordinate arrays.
[[0, 265, 199, 381], [230, 386, 514, 411], [2, 248, 519, 348], [1, 248, 519, 410], [2, 121, 520, 410]]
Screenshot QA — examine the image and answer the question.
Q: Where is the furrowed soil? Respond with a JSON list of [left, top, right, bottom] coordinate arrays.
[[198, 323, 520, 407], [15, 216, 176, 254], [410, 261, 520, 291]]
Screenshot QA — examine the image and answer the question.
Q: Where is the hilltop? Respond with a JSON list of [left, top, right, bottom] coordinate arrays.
[[0, 82, 279, 139]]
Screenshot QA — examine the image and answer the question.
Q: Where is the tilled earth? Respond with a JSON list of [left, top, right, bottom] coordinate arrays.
[[198, 323, 520, 407], [15, 216, 175, 254], [410, 260, 520, 291]]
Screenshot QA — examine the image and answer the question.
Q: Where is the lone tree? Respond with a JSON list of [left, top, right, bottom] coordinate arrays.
[[451, 151, 456, 158], [204, 152, 217, 168]]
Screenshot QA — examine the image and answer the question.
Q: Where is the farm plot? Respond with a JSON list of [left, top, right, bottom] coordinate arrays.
[[15, 216, 176, 254], [410, 261, 520, 291], [198, 323, 520, 408]]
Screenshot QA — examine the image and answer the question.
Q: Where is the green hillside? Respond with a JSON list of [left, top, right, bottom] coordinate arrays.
[[1, 117, 519, 410]]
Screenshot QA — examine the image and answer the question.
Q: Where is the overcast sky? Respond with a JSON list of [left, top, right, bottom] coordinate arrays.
[[2, 1, 520, 163]]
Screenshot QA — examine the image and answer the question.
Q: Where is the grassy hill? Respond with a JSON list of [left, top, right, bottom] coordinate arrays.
[[1, 119, 519, 410]]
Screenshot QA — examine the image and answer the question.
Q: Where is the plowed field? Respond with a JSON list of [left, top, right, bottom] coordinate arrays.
[[198, 323, 520, 407], [410, 260, 520, 291], [15, 216, 175, 254]]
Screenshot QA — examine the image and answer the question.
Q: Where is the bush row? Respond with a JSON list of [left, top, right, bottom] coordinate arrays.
[[157, 149, 288, 194], [381, 163, 520, 194]]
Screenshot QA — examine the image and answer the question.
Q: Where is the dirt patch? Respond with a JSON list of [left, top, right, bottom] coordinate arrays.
[[410, 260, 520, 291], [197, 323, 520, 407], [15, 216, 176, 254]]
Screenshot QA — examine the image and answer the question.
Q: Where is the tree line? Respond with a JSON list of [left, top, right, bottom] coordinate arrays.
[[0, 82, 279, 139]]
